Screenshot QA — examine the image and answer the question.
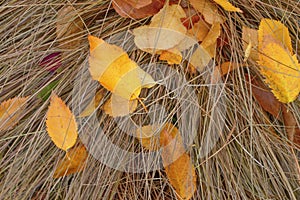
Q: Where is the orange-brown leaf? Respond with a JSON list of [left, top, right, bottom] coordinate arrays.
[[53, 143, 88, 178], [242, 26, 258, 61], [46, 93, 78, 151], [135, 125, 161, 151], [0, 97, 28, 131], [160, 123, 196, 200], [79, 89, 106, 117], [112, 0, 165, 19], [103, 94, 138, 117]]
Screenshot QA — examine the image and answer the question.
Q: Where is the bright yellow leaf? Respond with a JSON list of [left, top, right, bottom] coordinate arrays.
[[213, 0, 242, 12], [0, 97, 27, 131], [103, 94, 138, 117], [88, 35, 155, 100], [159, 48, 182, 65], [46, 93, 78, 151], [258, 19, 293, 53], [133, 4, 187, 53], [258, 43, 300, 103], [160, 123, 196, 200], [190, 0, 225, 24], [53, 143, 88, 178]]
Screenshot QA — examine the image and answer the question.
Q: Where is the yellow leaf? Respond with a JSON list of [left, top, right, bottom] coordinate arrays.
[[242, 26, 258, 61], [46, 93, 78, 151], [135, 125, 161, 151], [88, 35, 155, 100], [258, 43, 300, 103], [160, 123, 196, 200], [53, 143, 88, 178], [79, 89, 106, 117], [159, 48, 182, 65], [103, 94, 138, 117], [258, 19, 293, 53], [133, 4, 187, 53], [190, 0, 225, 24], [189, 46, 211, 72], [188, 19, 210, 42], [212, 0, 242, 12], [244, 40, 252, 62], [0, 97, 27, 131], [201, 23, 221, 49]]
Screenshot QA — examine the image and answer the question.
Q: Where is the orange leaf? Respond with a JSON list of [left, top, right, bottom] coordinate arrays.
[[160, 123, 196, 200], [135, 125, 161, 150], [103, 94, 138, 117], [46, 93, 78, 151], [88, 35, 155, 100], [112, 0, 165, 19], [190, 0, 225, 24], [188, 19, 210, 42], [0, 97, 28, 131], [53, 143, 88, 178], [212, 0, 242, 12], [159, 48, 182, 65]]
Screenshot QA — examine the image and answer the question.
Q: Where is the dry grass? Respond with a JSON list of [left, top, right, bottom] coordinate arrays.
[[0, 0, 300, 199]]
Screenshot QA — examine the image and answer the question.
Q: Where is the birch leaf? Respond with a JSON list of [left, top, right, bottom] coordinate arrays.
[[0, 97, 28, 131], [46, 93, 78, 151], [212, 0, 242, 12], [160, 123, 196, 200], [53, 143, 88, 178]]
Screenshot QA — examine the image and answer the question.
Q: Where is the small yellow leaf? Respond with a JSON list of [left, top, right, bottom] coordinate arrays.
[[242, 26, 258, 61], [159, 48, 182, 65], [258, 19, 293, 53], [79, 89, 106, 117], [189, 46, 211, 72], [133, 4, 187, 53], [258, 43, 300, 103], [212, 0, 242, 12], [190, 0, 225, 24], [160, 123, 196, 200], [135, 125, 161, 151], [244, 40, 252, 62], [88, 35, 155, 100], [53, 143, 88, 178], [0, 97, 28, 131], [103, 94, 138, 117], [46, 93, 78, 151]]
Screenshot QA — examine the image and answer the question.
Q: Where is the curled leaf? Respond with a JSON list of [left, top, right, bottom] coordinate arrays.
[[0, 97, 28, 131], [53, 143, 88, 178], [46, 93, 78, 151]]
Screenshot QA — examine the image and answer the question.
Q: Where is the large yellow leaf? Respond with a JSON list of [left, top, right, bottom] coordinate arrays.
[[258, 19, 293, 53], [133, 4, 187, 53], [0, 97, 28, 131], [46, 93, 78, 151], [258, 43, 300, 103], [160, 123, 196, 200], [53, 143, 88, 178], [212, 0, 242, 12], [88, 35, 155, 100], [190, 0, 225, 24]]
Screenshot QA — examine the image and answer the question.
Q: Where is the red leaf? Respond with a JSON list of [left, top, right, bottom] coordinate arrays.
[[40, 52, 61, 72], [112, 0, 165, 19]]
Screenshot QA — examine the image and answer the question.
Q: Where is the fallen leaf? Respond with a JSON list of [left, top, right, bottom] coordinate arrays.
[[159, 48, 182, 65], [135, 124, 161, 150], [0, 97, 28, 131], [181, 7, 201, 29], [46, 93, 78, 151], [212, 0, 242, 12], [133, 4, 187, 53], [189, 46, 211, 72], [53, 143, 88, 178], [103, 94, 138, 117], [56, 6, 84, 58], [258, 19, 293, 53], [187, 19, 210, 42], [243, 41, 252, 62], [112, 0, 165, 19], [190, 0, 225, 24], [39, 52, 62, 72], [242, 26, 258, 61], [201, 23, 221, 49], [258, 42, 300, 103], [160, 123, 196, 200], [38, 80, 60, 102], [88, 35, 155, 100], [79, 89, 106, 117]]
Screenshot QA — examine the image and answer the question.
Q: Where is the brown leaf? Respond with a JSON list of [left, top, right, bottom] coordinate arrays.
[[160, 123, 196, 200], [0, 97, 28, 131], [242, 26, 258, 61], [112, 0, 165, 19], [281, 104, 300, 146], [53, 143, 88, 178]]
